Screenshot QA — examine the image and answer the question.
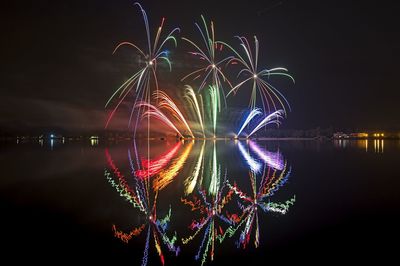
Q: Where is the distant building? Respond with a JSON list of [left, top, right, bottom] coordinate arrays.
[[333, 132, 349, 139], [349, 132, 368, 138], [333, 132, 368, 139], [371, 132, 385, 138]]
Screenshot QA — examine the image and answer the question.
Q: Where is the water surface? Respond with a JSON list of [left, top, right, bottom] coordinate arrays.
[[1, 139, 399, 264]]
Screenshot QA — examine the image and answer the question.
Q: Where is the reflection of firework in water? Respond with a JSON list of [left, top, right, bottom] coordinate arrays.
[[153, 141, 193, 191], [135, 141, 182, 179], [181, 184, 238, 266], [184, 141, 206, 195], [237, 140, 285, 172], [103, 2, 297, 264], [237, 141, 262, 173], [248, 140, 284, 171], [105, 144, 192, 266], [105, 139, 295, 264], [227, 164, 295, 249]]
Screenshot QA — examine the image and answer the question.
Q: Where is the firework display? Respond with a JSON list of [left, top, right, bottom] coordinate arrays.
[[222, 36, 295, 114], [104, 2, 295, 265], [105, 2, 294, 138], [105, 2, 180, 132]]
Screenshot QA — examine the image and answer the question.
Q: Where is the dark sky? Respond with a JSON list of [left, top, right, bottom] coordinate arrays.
[[1, 0, 399, 132]]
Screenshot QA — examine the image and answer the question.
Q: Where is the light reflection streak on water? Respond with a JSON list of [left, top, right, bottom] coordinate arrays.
[[153, 141, 193, 191], [208, 141, 220, 196], [135, 141, 182, 179], [248, 140, 284, 170], [184, 141, 206, 195], [237, 141, 262, 173]]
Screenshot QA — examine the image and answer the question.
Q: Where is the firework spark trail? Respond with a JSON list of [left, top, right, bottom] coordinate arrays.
[[237, 141, 262, 173], [136, 102, 183, 137], [237, 108, 262, 136], [104, 69, 143, 129], [220, 36, 294, 114], [101, 2, 297, 265], [105, 2, 180, 130], [182, 15, 234, 112], [184, 86, 205, 137], [248, 140, 284, 170], [208, 86, 218, 137], [248, 109, 284, 137], [155, 90, 194, 138]]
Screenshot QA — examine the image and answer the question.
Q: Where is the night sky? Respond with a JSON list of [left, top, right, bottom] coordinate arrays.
[[1, 0, 399, 132], [1, 1, 400, 263]]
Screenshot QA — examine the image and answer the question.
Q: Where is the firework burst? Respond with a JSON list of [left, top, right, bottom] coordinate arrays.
[[222, 36, 295, 114], [182, 15, 234, 113], [105, 2, 180, 131]]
